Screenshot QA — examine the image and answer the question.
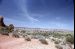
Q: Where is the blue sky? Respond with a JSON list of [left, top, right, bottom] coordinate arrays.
[[0, 0, 74, 30]]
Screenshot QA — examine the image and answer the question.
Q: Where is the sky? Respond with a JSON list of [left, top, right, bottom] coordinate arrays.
[[0, 0, 74, 30]]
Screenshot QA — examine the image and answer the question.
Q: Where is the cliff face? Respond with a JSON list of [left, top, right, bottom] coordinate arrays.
[[0, 16, 6, 28]]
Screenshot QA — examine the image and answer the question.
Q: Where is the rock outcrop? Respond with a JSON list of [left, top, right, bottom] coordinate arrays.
[[0, 16, 6, 28], [0, 16, 14, 35]]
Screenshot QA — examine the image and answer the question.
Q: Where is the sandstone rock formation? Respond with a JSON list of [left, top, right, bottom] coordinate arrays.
[[0, 16, 6, 28], [0, 16, 14, 35]]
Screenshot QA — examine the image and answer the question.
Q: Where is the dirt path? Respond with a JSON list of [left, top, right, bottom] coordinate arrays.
[[0, 35, 57, 49]]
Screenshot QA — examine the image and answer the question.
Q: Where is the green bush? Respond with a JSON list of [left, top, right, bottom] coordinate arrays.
[[12, 33, 20, 38], [25, 36, 31, 41], [54, 40, 61, 44], [52, 33, 64, 38], [51, 38, 56, 41], [0, 24, 14, 35], [31, 35, 44, 39], [55, 44, 63, 49], [21, 30, 26, 33], [8, 24, 14, 33], [39, 38, 48, 45], [0, 27, 9, 35], [66, 34, 74, 44]]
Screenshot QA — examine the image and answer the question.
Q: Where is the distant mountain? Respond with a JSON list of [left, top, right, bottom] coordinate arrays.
[[14, 27, 74, 33]]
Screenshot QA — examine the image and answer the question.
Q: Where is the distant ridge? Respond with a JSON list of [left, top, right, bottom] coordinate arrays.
[[14, 27, 74, 32]]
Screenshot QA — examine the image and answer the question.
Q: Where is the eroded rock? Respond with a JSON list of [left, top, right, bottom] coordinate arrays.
[[0, 16, 6, 27]]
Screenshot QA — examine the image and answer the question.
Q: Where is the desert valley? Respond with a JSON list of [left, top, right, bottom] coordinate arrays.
[[0, 16, 74, 49]]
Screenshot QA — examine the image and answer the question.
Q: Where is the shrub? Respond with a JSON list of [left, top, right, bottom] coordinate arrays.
[[0, 27, 9, 36], [21, 30, 26, 33], [51, 38, 56, 41], [66, 34, 74, 44], [25, 36, 31, 41], [61, 41, 66, 45], [39, 38, 48, 45], [32, 35, 45, 39], [52, 33, 64, 38], [55, 44, 63, 49], [54, 40, 60, 44], [0, 24, 14, 36], [12, 33, 20, 38], [8, 24, 14, 33]]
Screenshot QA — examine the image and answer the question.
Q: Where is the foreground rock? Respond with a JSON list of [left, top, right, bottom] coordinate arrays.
[[0, 16, 14, 35], [0, 16, 6, 27]]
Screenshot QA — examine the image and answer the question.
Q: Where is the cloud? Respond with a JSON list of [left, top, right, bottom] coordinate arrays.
[[15, 0, 39, 23], [27, 16, 39, 23]]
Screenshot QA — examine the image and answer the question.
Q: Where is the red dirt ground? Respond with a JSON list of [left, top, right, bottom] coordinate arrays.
[[0, 34, 56, 49]]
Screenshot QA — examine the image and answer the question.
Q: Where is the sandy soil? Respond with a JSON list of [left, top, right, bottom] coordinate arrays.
[[0, 35, 57, 49]]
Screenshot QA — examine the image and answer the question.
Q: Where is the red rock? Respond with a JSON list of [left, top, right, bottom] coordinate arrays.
[[0, 16, 6, 27]]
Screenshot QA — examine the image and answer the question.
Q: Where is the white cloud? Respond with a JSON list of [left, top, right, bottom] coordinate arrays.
[[15, 0, 39, 23], [27, 16, 39, 22]]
